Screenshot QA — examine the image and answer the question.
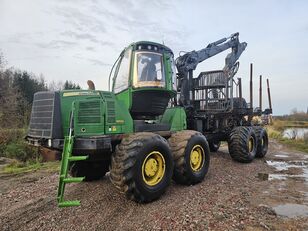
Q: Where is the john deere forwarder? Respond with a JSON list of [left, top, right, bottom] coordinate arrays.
[[26, 33, 272, 207]]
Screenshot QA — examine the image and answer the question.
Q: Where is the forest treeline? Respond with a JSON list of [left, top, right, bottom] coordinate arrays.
[[0, 53, 81, 128]]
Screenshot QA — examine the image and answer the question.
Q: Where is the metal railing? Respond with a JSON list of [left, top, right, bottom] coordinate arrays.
[[192, 70, 231, 111]]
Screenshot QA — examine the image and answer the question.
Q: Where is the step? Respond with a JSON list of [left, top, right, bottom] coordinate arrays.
[[58, 200, 81, 207], [68, 155, 88, 161], [63, 177, 85, 183]]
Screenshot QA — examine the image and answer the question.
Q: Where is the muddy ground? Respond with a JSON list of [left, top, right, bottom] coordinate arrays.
[[0, 140, 307, 231]]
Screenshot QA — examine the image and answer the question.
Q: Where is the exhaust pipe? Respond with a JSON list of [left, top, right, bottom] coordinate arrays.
[[250, 63, 253, 109], [259, 75, 262, 112]]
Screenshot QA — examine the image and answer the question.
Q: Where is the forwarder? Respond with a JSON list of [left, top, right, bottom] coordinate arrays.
[[26, 33, 271, 207]]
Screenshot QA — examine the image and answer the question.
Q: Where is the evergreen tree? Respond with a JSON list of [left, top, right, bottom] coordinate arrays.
[[63, 80, 81, 90]]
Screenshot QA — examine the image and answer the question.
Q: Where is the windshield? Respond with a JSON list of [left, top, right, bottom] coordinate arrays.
[[133, 52, 165, 88]]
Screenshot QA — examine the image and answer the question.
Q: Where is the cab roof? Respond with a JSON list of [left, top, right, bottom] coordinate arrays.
[[128, 41, 173, 55]]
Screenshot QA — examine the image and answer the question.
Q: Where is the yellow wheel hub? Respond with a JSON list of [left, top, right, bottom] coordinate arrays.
[[249, 137, 254, 152], [142, 151, 165, 186], [190, 145, 205, 172]]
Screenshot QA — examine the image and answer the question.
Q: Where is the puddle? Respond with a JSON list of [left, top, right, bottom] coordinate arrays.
[[274, 154, 289, 158], [273, 203, 308, 218], [268, 174, 288, 180], [264, 155, 308, 218], [266, 160, 300, 171], [265, 160, 308, 186], [283, 128, 308, 139]]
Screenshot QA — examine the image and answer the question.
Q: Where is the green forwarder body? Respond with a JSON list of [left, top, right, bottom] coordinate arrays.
[[27, 40, 187, 160], [27, 89, 186, 159], [26, 40, 205, 207], [26, 36, 269, 207]]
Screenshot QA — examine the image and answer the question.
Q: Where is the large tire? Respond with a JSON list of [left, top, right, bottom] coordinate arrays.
[[110, 132, 173, 203], [70, 160, 109, 181], [254, 127, 268, 158], [228, 126, 257, 163], [209, 141, 221, 152], [168, 130, 210, 185]]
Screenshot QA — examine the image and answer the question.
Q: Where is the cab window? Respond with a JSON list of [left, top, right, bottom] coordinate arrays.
[[133, 52, 165, 88], [114, 48, 131, 93]]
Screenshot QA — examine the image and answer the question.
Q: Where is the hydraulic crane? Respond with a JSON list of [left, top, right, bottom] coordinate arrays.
[[176, 32, 247, 108]]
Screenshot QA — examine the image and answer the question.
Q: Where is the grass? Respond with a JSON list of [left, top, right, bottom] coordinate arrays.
[[271, 119, 308, 131], [278, 139, 308, 153], [1, 160, 60, 175], [0, 128, 54, 175], [266, 126, 308, 154], [0, 128, 41, 163]]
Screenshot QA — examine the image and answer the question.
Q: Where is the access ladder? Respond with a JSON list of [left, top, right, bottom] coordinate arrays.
[[57, 134, 88, 207]]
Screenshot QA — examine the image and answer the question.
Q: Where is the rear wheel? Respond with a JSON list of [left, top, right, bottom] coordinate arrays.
[[254, 127, 268, 158], [228, 126, 257, 163], [110, 132, 173, 203], [70, 160, 109, 181], [168, 130, 210, 185], [209, 141, 221, 152]]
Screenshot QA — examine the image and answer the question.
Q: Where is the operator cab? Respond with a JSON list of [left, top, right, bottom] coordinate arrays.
[[111, 41, 177, 119]]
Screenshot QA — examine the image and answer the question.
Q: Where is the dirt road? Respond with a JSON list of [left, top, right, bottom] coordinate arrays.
[[0, 140, 307, 230]]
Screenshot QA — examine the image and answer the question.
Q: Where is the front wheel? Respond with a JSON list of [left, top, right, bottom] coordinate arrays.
[[168, 130, 210, 185], [110, 132, 173, 203]]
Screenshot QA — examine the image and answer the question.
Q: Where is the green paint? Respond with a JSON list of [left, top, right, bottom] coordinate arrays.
[[163, 52, 173, 90], [160, 107, 187, 131], [111, 41, 176, 111], [60, 90, 102, 136], [57, 134, 88, 207], [59, 90, 134, 137], [115, 88, 132, 110], [53, 41, 192, 207]]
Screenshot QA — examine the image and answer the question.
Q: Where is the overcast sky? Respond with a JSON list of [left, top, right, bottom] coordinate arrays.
[[1, 0, 308, 115]]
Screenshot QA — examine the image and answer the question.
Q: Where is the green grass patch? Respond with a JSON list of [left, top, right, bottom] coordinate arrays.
[[1, 160, 60, 175], [4, 141, 40, 162], [0, 128, 41, 163]]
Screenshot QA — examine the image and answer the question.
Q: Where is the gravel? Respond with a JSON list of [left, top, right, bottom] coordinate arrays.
[[0, 140, 307, 230]]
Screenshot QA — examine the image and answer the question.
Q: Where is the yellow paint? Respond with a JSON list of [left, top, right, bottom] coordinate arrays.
[[189, 145, 205, 172], [142, 151, 165, 186], [248, 137, 254, 152], [63, 91, 100, 97]]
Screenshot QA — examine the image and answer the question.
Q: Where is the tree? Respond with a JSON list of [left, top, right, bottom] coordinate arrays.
[[0, 69, 22, 128], [48, 80, 63, 91], [63, 80, 81, 90], [10, 71, 48, 126], [0, 53, 4, 69], [0, 52, 48, 128], [12, 71, 47, 104]]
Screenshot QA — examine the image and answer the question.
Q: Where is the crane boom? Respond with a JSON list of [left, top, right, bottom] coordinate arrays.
[[176, 32, 247, 107]]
